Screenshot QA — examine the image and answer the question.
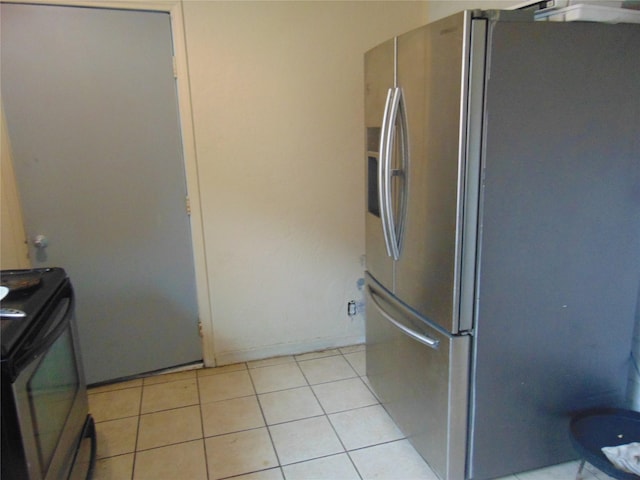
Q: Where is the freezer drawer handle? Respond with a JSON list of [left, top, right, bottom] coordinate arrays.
[[367, 286, 440, 350]]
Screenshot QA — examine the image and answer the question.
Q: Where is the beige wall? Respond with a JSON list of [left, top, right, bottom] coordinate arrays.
[[1, 103, 30, 270], [183, 1, 430, 363]]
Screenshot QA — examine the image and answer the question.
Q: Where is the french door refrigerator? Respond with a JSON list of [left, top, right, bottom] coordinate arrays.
[[364, 9, 640, 480]]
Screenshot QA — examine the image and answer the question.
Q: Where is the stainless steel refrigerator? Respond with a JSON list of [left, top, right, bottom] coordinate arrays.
[[364, 10, 640, 480]]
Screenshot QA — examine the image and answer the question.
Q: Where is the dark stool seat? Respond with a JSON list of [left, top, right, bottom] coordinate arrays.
[[570, 408, 640, 480]]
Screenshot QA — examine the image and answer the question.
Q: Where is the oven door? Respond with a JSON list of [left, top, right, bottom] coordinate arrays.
[[9, 282, 90, 480]]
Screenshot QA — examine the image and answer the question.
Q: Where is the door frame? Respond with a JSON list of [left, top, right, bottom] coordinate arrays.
[[1, 0, 215, 368]]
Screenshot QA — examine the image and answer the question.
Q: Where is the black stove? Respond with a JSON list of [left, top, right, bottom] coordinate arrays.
[[1, 268, 68, 359], [1, 267, 96, 480]]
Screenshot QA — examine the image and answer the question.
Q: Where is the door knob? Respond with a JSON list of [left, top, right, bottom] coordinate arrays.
[[33, 235, 48, 249]]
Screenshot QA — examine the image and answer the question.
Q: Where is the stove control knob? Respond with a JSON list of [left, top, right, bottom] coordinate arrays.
[[33, 235, 48, 249]]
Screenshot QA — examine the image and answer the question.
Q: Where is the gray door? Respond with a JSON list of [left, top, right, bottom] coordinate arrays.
[[1, 3, 201, 384]]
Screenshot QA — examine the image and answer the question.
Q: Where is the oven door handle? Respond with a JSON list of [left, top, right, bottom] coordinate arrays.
[[13, 295, 73, 378]]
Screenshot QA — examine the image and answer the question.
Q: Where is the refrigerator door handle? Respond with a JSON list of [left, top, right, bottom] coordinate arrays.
[[378, 88, 394, 258], [383, 87, 409, 261], [367, 285, 440, 349], [394, 87, 409, 258]]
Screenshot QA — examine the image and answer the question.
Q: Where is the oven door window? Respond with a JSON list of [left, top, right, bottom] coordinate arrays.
[[27, 326, 79, 476]]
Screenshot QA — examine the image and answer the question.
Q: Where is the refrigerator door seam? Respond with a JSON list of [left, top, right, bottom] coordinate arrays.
[[451, 10, 474, 335], [463, 16, 489, 480], [459, 17, 487, 335]]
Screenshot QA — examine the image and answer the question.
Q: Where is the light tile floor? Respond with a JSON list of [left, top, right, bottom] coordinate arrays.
[[89, 345, 617, 480]]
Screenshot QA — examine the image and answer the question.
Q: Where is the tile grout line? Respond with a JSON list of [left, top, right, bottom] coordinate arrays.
[[294, 350, 365, 480], [130, 381, 144, 480], [250, 347, 385, 476], [246, 362, 286, 479], [328, 352, 366, 480], [195, 369, 212, 480]]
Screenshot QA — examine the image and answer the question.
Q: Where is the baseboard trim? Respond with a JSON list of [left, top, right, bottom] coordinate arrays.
[[214, 334, 365, 367]]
